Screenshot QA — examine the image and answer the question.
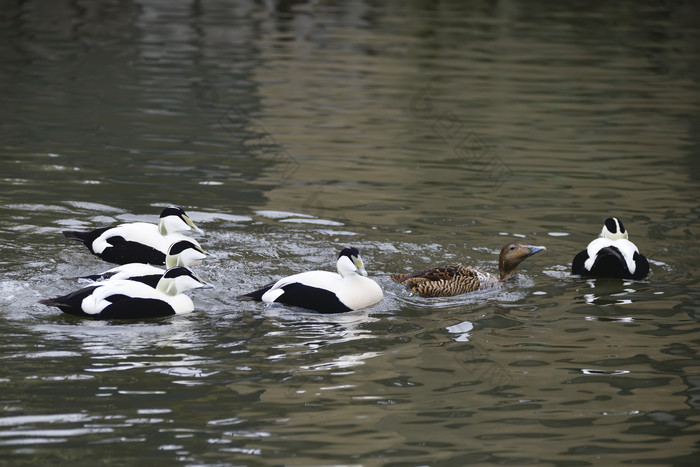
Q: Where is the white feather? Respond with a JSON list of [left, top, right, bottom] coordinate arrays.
[[94, 263, 164, 281], [584, 237, 639, 274], [159, 212, 201, 235], [262, 287, 285, 302], [332, 275, 384, 310]]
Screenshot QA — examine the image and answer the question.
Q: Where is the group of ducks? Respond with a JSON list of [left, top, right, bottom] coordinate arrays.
[[39, 207, 650, 320]]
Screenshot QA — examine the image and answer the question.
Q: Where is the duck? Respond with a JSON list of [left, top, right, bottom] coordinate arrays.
[[71, 240, 209, 288], [391, 242, 546, 298], [40, 267, 213, 319], [62, 206, 204, 265], [571, 217, 649, 280], [238, 247, 384, 313]]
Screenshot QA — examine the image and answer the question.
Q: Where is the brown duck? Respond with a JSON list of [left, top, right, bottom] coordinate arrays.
[[391, 242, 546, 298]]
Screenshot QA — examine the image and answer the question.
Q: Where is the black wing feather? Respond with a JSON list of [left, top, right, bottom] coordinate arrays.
[[274, 283, 352, 314]]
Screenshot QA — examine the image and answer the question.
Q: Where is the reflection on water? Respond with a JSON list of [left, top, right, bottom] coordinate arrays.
[[2, 0, 700, 464]]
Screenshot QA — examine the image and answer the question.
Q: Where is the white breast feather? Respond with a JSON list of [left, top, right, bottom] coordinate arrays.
[[167, 294, 195, 314], [333, 276, 383, 310]]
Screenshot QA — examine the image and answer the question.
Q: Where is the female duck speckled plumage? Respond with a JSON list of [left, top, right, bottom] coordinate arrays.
[[571, 217, 649, 280], [391, 242, 546, 298]]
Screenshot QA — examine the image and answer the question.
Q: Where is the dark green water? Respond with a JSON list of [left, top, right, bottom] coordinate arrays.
[[2, 1, 700, 465]]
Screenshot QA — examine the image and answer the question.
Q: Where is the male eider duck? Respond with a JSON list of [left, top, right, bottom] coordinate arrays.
[[40, 267, 213, 319], [72, 240, 209, 288], [63, 206, 205, 265], [238, 247, 384, 313], [391, 242, 546, 298], [571, 217, 649, 280]]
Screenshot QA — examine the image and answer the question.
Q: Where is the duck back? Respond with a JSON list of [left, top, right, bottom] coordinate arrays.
[[391, 265, 493, 297]]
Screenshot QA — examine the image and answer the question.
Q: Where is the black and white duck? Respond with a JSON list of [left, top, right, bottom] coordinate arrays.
[[391, 242, 546, 298], [40, 267, 213, 319], [63, 206, 204, 265], [238, 247, 384, 313], [571, 217, 649, 280], [72, 240, 209, 288]]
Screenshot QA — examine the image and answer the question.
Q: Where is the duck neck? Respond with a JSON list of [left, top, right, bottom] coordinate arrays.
[[499, 267, 518, 282], [156, 279, 178, 296], [165, 255, 182, 268]]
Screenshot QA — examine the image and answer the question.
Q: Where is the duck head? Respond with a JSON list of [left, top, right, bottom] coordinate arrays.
[[158, 207, 203, 235], [337, 247, 368, 277], [156, 266, 213, 296], [498, 242, 546, 280], [600, 217, 628, 240], [165, 240, 209, 268]]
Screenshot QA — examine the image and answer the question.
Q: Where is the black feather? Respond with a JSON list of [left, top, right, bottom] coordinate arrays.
[[237, 283, 275, 301], [40, 286, 177, 319], [571, 250, 589, 275], [271, 283, 352, 314]]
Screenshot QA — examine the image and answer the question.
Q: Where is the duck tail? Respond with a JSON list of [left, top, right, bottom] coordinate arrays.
[[62, 230, 91, 244], [390, 273, 409, 284], [62, 274, 103, 283], [236, 283, 275, 301], [63, 227, 111, 254], [38, 298, 59, 307]]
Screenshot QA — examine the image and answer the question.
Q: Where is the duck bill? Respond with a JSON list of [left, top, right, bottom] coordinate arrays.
[[194, 245, 214, 261], [524, 245, 546, 257], [352, 256, 368, 276], [204, 250, 217, 260], [192, 272, 215, 290], [185, 215, 204, 234]]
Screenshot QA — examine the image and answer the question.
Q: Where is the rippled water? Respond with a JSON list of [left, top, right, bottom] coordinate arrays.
[[2, 0, 700, 465]]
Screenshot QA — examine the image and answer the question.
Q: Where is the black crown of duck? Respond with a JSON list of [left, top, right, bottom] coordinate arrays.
[[571, 217, 649, 280], [391, 242, 546, 298]]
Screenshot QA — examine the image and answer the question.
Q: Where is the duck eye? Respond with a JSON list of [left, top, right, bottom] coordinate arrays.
[[509, 246, 516, 251]]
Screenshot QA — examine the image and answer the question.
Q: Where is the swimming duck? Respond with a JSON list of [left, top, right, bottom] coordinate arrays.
[[571, 217, 649, 279], [63, 206, 204, 265], [40, 267, 213, 319], [238, 247, 384, 313], [72, 240, 209, 288], [391, 242, 546, 298]]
